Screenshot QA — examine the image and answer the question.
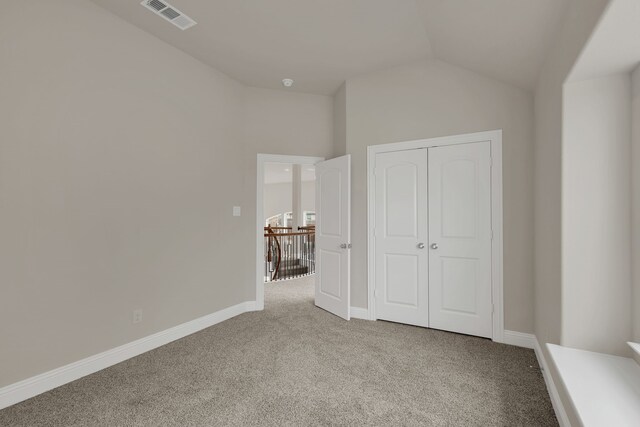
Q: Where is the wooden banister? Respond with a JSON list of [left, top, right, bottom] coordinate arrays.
[[265, 226, 282, 281], [264, 228, 315, 281], [263, 231, 315, 237]]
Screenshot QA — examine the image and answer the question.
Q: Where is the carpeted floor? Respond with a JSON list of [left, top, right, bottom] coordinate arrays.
[[0, 276, 557, 426]]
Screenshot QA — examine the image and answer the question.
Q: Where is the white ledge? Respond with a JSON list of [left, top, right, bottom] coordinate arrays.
[[547, 343, 640, 427], [629, 342, 640, 367], [628, 342, 640, 358]]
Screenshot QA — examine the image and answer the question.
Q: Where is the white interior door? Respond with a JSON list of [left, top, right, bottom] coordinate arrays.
[[428, 141, 492, 338], [374, 149, 429, 327], [315, 155, 351, 320]]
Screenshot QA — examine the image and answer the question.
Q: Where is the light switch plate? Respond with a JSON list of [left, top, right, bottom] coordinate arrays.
[[232, 206, 241, 217]]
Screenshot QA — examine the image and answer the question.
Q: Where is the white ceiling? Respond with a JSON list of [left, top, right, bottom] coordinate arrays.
[[569, 0, 640, 82], [90, 0, 569, 94], [264, 163, 315, 185]]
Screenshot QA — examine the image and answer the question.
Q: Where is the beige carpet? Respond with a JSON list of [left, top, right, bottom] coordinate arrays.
[[0, 276, 557, 426]]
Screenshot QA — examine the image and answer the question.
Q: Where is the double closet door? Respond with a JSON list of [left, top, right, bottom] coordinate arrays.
[[374, 141, 493, 338]]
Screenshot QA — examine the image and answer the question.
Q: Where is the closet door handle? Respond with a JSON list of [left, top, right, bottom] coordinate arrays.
[[417, 243, 425, 249], [430, 243, 439, 250]]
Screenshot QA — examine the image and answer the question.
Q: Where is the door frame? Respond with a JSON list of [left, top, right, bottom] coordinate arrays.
[[366, 130, 504, 343], [255, 154, 325, 310]]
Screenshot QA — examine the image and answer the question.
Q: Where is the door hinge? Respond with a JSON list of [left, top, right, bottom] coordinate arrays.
[[374, 289, 380, 298], [490, 157, 493, 167], [492, 304, 495, 314], [490, 230, 494, 240]]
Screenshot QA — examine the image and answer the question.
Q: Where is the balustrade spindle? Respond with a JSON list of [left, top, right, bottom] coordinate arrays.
[[263, 226, 315, 282]]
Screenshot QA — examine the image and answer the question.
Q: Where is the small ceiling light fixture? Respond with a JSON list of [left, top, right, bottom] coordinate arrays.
[[282, 78, 294, 88]]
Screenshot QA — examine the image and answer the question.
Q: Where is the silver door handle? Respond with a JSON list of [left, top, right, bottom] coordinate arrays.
[[430, 243, 439, 250], [417, 243, 425, 249]]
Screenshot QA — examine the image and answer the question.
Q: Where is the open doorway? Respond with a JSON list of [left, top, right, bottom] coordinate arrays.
[[263, 162, 316, 282], [255, 154, 324, 310], [256, 153, 352, 317]]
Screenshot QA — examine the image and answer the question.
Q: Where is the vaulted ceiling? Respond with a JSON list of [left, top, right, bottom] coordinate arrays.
[[90, 0, 569, 95], [569, 0, 640, 82]]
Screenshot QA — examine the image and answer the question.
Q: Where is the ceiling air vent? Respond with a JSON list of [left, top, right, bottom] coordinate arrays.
[[147, 0, 166, 11], [141, 0, 196, 30]]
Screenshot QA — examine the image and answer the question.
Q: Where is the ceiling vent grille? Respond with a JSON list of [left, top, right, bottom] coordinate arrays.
[[161, 8, 180, 20], [148, 0, 166, 11], [141, 0, 196, 30]]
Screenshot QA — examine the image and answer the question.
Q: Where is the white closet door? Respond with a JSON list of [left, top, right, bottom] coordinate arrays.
[[428, 141, 492, 338], [374, 149, 429, 327]]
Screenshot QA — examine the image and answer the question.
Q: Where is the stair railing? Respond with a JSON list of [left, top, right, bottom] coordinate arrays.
[[264, 227, 315, 282]]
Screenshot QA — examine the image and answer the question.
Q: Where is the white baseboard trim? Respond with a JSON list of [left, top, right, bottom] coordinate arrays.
[[533, 338, 570, 427], [350, 306, 370, 320], [503, 330, 536, 349], [0, 300, 257, 410]]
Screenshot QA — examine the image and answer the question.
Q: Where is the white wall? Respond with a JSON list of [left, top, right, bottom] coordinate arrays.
[[533, 0, 612, 424], [534, 0, 611, 355], [562, 74, 632, 355], [264, 182, 292, 221], [300, 181, 316, 218], [344, 59, 534, 333], [632, 65, 640, 343], [0, 0, 334, 388], [263, 181, 315, 222]]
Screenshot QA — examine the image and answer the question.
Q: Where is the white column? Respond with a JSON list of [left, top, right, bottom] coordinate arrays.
[[292, 164, 303, 231]]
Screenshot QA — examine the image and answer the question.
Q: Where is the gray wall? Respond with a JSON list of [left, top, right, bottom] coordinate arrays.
[[562, 74, 632, 355], [333, 83, 347, 156], [243, 87, 334, 159], [0, 0, 334, 388], [343, 59, 535, 333]]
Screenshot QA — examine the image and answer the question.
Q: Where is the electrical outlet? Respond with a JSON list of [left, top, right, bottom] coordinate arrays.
[[132, 309, 143, 324]]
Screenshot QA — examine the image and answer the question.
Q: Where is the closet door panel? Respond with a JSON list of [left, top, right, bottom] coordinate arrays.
[[428, 142, 493, 338], [374, 149, 429, 327]]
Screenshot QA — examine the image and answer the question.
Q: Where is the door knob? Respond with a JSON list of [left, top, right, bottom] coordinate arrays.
[[340, 243, 347, 249], [430, 243, 439, 249], [417, 243, 425, 249]]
